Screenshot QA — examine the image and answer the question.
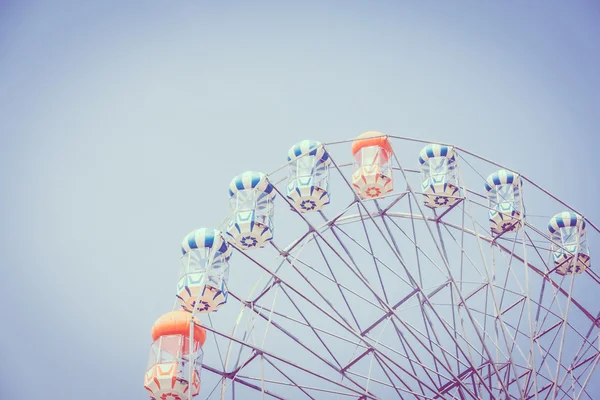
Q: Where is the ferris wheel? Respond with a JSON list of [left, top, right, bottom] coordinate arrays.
[[144, 132, 599, 400]]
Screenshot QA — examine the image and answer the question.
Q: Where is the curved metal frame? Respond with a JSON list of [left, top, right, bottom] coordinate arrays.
[[173, 135, 599, 400]]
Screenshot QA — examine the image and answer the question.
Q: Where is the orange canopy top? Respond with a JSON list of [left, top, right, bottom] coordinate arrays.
[[351, 131, 392, 155], [151, 310, 207, 346]]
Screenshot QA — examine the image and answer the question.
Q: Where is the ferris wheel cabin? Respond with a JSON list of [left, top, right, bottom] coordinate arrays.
[[485, 170, 524, 236], [144, 311, 206, 400], [286, 140, 331, 212], [418, 144, 461, 208], [351, 131, 394, 200], [548, 212, 591, 275], [176, 228, 232, 314], [226, 171, 275, 249]]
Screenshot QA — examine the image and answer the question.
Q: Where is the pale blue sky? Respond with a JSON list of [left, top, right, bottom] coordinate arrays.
[[1, 1, 599, 398]]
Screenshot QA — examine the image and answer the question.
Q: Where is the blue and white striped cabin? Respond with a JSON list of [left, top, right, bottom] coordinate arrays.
[[485, 169, 524, 236], [286, 140, 331, 212], [226, 171, 276, 249], [177, 228, 233, 313], [419, 144, 461, 208], [548, 212, 590, 275]]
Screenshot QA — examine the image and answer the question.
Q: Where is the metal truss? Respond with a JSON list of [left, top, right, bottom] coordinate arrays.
[[193, 135, 599, 399]]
